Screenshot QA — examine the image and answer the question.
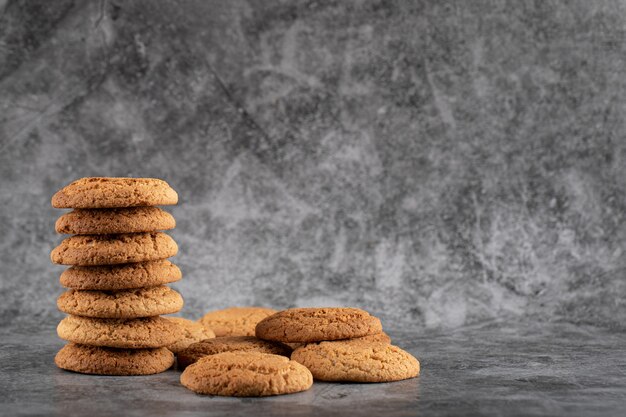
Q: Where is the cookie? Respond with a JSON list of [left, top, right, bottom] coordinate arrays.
[[57, 286, 183, 319], [51, 232, 177, 266], [60, 260, 182, 290], [51, 177, 178, 209], [165, 317, 216, 354], [198, 307, 277, 337], [55, 343, 174, 375], [292, 341, 419, 382], [57, 315, 180, 348], [255, 307, 383, 343], [55, 207, 175, 235], [177, 336, 292, 370], [180, 352, 313, 397]]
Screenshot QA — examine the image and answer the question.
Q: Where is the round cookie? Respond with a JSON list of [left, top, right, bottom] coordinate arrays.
[[57, 315, 180, 348], [291, 341, 420, 382], [198, 307, 277, 337], [165, 317, 216, 354], [177, 336, 292, 370], [55, 343, 174, 375], [180, 352, 313, 397], [57, 286, 183, 319], [60, 260, 182, 290], [255, 307, 382, 343], [56, 207, 175, 235], [51, 232, 178, 266], [52, 177, 178, 209]]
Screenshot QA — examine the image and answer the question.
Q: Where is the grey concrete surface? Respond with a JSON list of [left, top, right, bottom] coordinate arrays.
[[1, 321, 625, 417], [1, 2, 625, 329]]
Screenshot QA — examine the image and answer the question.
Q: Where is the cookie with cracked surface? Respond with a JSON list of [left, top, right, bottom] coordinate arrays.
[[60, 260, 182, 290], [52, 177, 178, 209], [55, 207, 175, 235], [198, 307, 277, 337], [177, 336, 292, 370], [165, 317, 216, 355], [57, 315, 180, 348], [51, 232, 177, 266], [55, 343, 174, 375], [255, 307, 383, 343], [57, 286, 183, 319], [291, 341, 420, 382], [180, 352, 313, 396]]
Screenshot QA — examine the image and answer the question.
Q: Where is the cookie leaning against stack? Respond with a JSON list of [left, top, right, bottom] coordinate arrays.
[[52, 177, 183, 375]]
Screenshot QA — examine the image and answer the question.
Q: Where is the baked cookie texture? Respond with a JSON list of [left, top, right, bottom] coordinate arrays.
[[349, 332, 391, 345], [51, 177, 178, 209], [51, 232, 178, 266], [180, 352, 313, 396], [198, 307, 277, 337], [285, 331, 392, 350], [57, 286, 183, 319], [55, 343, 174, 375], [60, 260, 182, 290], [255, 308, 383, 343], [165, 317, 216, 354], [56, 207, 175, 235], [177, 336, 292, 370], [57, 315, 181, 348], [291, 341, 420, 382]]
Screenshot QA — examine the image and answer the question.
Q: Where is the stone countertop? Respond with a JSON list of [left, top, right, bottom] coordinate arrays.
[[0, 321, 624, 417]]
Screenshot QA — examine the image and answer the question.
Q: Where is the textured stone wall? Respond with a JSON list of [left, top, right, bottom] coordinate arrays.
[[1, 0, 624, 330]]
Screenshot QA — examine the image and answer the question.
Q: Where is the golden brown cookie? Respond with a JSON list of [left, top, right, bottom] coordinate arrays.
[[60, 260, 182, 290], [55, 207, 175, 235], [57, 315, 180, 348], [51, 232, 178, 266], [177, 336, 292, 370], [180, 352, 313, 396], [57, 286, 183, 319], [165, 317, 216, 355], [291, 341, 420, 382], [52, 177, 178, 209], [55, 343, 174, 375], [255, 307, 383, 343], [198, 307, 277, 337]]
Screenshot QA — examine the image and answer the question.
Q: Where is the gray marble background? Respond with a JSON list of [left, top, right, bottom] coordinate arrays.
[[1, 0, 624, 331]]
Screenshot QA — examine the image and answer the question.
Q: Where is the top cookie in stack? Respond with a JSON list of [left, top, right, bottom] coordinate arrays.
[[51, 177, 183, 376]]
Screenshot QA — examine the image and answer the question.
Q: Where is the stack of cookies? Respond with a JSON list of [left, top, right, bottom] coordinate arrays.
[[178, 307, 419, 396], [51, 177, 185, 375]]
